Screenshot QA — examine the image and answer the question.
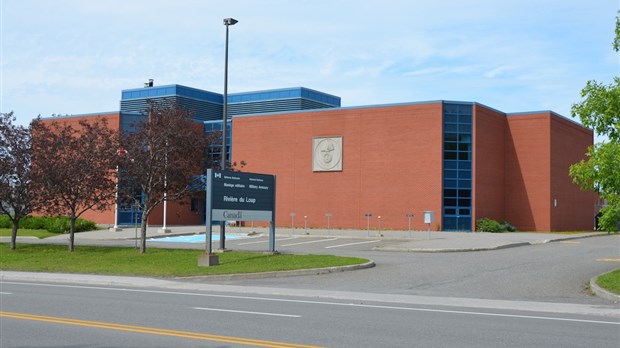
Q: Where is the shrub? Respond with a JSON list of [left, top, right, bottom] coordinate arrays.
[[19, 216, 49, 230], [476, 218, 516, 233], [0, 215, 10, 228], [499, 220, 516, 232], [476, 218, 502, 232], [0, 215, 96, 233]]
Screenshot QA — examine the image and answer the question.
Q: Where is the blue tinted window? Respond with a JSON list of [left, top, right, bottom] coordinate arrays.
[[444, 170, 457, 178], [444, 104, 459, 114], [459, 180, 472, 188], [444, 124, 458, 132], [444, 217, 457, 230], [458, 104, 472, 115], [444, 180, 457, 188], [444, 142, 458, 151], [445, 114, 458, 123], [442, 102, 473, 231], [459, 161, 471, 170], [459, 124, 472, 133], [458, 189, 471, 197], [444, 151, 457, 160], [458, 114, 472, 123], [459, 171, 472, 179], [444, 161, 457, 170], [444, 189, 457, 197], [445, 133, 458, 142]]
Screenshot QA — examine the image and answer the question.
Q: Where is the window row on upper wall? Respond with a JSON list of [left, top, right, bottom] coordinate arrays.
[[444, 208, 471, 216], [443, 114, 472, 124], [443, 198, 471, 207], [443, 103, 473, 115], [443, 170, 472, 179], [444, 142, 471, 151], [444, 133, 472, 143], [443, 180, 472, 189], [444, 189, 471, 198], [444, 123, 472, 133], [443, 160, 471, 170], [444, 151, 471, 160]]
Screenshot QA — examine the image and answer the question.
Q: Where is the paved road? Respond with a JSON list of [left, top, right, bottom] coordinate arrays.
[[191, 233, 618, 305], [1, 228, 618, 346], [2, 230, 619, 304], [1, 280, 618, 348]]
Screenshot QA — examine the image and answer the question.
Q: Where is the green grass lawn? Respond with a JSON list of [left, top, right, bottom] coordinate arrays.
[[0, 228, 58, 239], [597, 269, 620, 295], [0, 243, 369, 277]]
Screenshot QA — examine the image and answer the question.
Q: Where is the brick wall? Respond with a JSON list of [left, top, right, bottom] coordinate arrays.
[[550, 115, 597, 230], [473, 104, 507, 224], [505, 114, 552, 231], [36, 113, 121, 225], [232, 103, 444, 230]]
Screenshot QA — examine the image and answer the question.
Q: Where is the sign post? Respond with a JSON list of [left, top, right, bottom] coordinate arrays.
[[199, 169, 277, 266], [423, 211, 434, 240], [290, 212, 296, 236], [364, 213, 372, 237], [325, 213, 333, 236], [406, 213, 414, 238]]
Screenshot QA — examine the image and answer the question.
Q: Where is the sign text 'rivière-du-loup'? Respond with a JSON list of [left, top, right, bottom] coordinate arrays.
[[208, 169, 275, 222]]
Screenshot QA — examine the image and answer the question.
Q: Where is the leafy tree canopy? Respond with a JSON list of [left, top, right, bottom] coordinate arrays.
[[570, 11, 620, 232]]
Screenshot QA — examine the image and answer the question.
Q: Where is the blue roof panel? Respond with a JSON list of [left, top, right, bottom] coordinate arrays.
[[121, 84, 223, 104]]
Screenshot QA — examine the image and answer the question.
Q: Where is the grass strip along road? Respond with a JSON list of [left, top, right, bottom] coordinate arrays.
[[0, 311, 321, 348], [0, 243, 368, 277]]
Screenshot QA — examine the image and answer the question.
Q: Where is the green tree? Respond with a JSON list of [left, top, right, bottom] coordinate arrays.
[[570, 12, 620, 232], [119, 102, 212, 254], [0, 112, 37, 250], [31, 117, 120, 252]]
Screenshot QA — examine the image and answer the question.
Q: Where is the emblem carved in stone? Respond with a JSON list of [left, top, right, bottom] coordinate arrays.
[[313, 137, 342, 171]]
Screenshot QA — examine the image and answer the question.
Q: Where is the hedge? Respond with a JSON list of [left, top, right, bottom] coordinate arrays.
[[0, 215, 97, 234]]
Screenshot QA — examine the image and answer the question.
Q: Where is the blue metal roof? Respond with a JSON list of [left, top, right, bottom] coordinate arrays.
[[121, 84, 223, 104], [228, 87, 341, 107]]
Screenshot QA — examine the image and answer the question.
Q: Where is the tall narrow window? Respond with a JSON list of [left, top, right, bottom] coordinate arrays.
[[442, 103, 472, 231]]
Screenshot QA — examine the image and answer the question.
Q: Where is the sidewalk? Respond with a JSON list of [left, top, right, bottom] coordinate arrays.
[[30, 225, 612, 252]]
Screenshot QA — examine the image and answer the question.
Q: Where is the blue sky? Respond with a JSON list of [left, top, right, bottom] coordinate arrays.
[[1, 0, 618, 139]]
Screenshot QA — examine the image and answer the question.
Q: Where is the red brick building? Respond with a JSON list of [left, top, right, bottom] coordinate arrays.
[[37, 88, 597, 232], [231, 101, 597, 232]]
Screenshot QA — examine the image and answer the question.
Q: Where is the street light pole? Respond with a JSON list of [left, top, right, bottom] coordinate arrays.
[[221, 17, 237, 172], [219, 17, 238, 251]]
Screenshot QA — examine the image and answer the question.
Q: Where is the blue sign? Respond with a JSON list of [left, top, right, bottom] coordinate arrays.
[[207, 170, 275, 222]]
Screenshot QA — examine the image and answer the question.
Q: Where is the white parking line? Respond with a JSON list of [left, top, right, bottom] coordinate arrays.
[[281, 238, 338, 247], [0, 292, 12, 295], [194, 307, 301, 318], [237, 237, 297, 245], [324, 240, 381, 249]]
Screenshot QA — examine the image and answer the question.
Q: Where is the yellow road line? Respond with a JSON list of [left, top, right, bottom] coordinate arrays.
[[0, 311, 322, 348], [596, 258, 620, 262]]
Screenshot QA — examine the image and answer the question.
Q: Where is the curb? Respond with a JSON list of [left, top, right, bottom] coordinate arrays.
[[374, 242, 532, 253], [177, 260, 376, 281], [373, 233, 610, 253], [590, 273, 620, 303], [0, 261, 376, 286]]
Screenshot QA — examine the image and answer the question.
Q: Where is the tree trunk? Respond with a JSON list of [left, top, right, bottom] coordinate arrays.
[[10, 219, 18, 250], [69, 215, 76, 252], [140, 210, 148, 254]]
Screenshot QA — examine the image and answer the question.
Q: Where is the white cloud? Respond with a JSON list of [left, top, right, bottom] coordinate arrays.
[[1, 0, 617, 127]]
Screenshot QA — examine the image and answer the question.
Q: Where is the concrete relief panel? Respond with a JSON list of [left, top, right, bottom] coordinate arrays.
[[313, 136, 343, 171]]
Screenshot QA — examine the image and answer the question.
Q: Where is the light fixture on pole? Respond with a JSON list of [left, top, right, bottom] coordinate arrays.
[[219, 17, 238, 251], [221, 17, 237, 171]]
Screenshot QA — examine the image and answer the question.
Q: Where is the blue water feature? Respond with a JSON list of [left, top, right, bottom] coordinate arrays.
[[148, 233, 246, 243]]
